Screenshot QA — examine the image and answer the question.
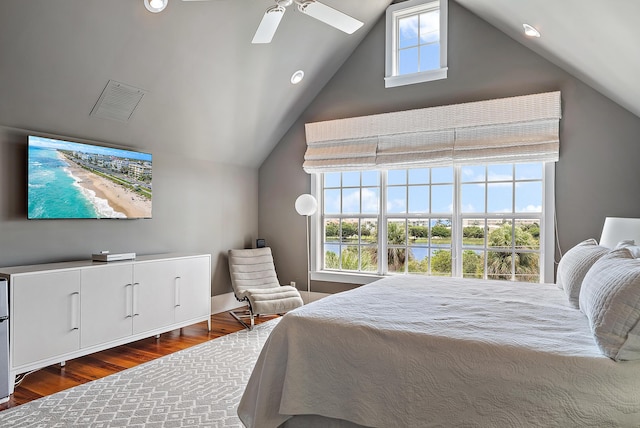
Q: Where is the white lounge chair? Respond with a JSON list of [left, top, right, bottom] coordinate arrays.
[[228, 247, 303, 330]]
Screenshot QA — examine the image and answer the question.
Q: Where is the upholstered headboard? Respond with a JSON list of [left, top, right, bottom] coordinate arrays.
[[599, 217, 640, 248]]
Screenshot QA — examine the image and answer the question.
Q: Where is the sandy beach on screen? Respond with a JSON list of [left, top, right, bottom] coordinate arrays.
[[62, 156, 151, 218]]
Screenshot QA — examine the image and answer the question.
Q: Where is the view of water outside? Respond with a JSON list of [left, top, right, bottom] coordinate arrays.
[[322, 163, 544, 283]]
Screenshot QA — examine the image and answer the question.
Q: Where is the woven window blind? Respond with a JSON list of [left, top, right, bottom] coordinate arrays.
[[303, 91, 561, 173]]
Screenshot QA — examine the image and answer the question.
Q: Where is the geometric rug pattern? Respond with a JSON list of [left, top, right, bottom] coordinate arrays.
[[0, 319, 279, 428]]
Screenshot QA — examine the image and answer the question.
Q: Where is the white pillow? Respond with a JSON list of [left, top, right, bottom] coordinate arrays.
[[615, 240, 640, 258], [556, 239, 610, 308], [615, 239, 635, 247], [579, 248, 640, 361]]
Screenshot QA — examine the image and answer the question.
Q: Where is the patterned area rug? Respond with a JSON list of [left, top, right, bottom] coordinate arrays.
[[0, 319, 279, 428]]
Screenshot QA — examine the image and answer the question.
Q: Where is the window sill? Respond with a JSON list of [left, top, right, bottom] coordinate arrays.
[[311, 271, 383, 285], [384, 67, 448, 88]]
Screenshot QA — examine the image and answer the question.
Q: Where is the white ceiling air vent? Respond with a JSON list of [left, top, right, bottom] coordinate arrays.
[[90, 80, 147, 123]]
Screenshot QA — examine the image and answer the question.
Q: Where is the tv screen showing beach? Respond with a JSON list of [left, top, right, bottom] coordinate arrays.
[[28, 136, 152, 219]]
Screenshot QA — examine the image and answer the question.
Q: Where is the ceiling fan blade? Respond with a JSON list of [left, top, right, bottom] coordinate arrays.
[[252, 6, 286, 44], [297, 1, 363, 34]]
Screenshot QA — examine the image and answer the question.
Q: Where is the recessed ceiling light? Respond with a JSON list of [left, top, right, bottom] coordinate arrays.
[[291, 70, 305, 85], [144, 0, 168, 13], [523, 24, 540, 38]]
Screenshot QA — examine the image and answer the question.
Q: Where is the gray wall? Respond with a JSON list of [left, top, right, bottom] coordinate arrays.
[[259, 1, 640, 291], [0, 126, 258, 297]]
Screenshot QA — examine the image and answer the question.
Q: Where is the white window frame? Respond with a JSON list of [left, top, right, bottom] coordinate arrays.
[[385, 0, 448, 88], [310, 163, 555, 285]]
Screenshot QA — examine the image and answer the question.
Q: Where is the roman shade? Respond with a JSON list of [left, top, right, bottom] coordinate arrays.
[[303, 91, 561, 173]]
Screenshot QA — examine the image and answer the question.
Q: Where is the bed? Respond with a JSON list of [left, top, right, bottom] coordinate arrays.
[[238, 226, 640, 427]]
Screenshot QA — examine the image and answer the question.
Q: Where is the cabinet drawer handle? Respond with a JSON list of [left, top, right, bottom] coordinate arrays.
[[70, 292, 80, 331], [125, 283, 133, 318], [132, 282, 140, 316], [175, 276, 181, 307]]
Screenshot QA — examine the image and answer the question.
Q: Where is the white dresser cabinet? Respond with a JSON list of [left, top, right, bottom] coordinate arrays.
[[174, 256, 211, 324], [11, 270, 81, 368], [80, 263, 133, 348], [132, 260, 178, 334], [0, 253, 211, 394]]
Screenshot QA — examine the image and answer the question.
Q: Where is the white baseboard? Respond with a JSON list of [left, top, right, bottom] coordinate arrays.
[[211, 292, 246, 315]]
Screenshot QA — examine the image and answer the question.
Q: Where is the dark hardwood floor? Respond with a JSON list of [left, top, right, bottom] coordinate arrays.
[[0, 310, 279, 412]]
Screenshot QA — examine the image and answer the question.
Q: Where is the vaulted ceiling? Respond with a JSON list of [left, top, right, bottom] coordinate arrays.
[[0, 0, 638, 169], [0, 0, 392, 166], [455, 0, 640, 120]]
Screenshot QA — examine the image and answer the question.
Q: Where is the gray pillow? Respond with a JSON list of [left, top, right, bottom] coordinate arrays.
[[556, 239, 609, 308], [579, 248, 640, 361], [615, 240, 640, 258]]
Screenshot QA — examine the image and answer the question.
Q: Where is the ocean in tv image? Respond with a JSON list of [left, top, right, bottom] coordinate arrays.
[[28, 136, 152, 219]]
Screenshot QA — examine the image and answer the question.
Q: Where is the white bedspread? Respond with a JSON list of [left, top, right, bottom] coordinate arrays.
[[238, 276, 640, 427]]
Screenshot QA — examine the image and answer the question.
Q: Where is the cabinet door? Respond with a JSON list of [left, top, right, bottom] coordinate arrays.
[[132, 261, 176, 334], [11, 270, 81, 368], [81, 264, 133, 348], [174, 256, 211, 323]]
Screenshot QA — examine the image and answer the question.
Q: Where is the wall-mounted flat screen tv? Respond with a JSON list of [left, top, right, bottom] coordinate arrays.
[[28, 136, 152, 219]]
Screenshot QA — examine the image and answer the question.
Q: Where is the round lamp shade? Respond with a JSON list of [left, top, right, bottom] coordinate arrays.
[[295, 194, 317, 216]]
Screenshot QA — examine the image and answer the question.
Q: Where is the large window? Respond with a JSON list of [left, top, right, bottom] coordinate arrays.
[[316, 162, 551, 283], [385, 0, 448, 88]]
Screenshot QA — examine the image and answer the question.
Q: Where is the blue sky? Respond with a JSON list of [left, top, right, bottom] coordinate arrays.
[[398, 10, 440, 74], [323, 163, 543, 215], [29, 136, 152, 162]]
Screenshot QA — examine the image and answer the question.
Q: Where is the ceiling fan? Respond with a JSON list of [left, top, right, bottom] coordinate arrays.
[[144, 0, 363, 44], [252, 0, 364, 44]]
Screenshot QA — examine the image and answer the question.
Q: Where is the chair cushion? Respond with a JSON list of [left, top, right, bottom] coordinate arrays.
[[228, 248, 281, 294], [245, 286, 304, 315]]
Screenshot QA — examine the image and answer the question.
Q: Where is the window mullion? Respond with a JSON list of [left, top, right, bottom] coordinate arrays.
[[380, 171, 388, 275], [485, 167, 490, 280], [511, 164, 516, 281], [358, 175, 363, 272], [452, 165, 462, 278], [416, 13, 422, 72], [404, 170, 409, 274]]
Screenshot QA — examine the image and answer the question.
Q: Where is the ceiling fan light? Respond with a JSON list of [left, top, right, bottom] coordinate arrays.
[[523, 23, 540, 38], [144, 0, 168, 13], [291, 70, 305, 84]]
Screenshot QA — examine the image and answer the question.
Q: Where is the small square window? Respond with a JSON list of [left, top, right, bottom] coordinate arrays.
[[385, 0, 448, 88]]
